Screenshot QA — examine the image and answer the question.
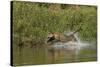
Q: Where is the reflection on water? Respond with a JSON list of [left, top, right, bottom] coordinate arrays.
[[13, 40, 97, 66], [13, 33, 97, 66]]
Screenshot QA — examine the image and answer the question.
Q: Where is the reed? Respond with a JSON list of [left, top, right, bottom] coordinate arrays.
[[12, 1, 97, 46]]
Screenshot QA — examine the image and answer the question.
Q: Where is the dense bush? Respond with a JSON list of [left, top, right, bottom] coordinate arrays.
[[12, 1, 97, 45]]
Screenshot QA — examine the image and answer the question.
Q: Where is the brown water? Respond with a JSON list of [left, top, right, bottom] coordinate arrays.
[[13, 42, 97, 66]]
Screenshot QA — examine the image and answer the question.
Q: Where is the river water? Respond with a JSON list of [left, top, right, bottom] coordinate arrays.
[[13, 39, 97, 66]]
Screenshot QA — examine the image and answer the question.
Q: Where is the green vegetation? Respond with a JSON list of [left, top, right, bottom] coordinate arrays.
[[12, 1, 97, 66], [12, 1, 97, 46]]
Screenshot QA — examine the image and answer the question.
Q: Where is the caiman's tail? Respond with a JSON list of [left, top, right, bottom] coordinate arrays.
[[70, 27, 82, 36]]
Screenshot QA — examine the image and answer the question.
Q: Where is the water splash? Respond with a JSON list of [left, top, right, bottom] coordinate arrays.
[[74, 34, 90, 50], [50, 33, 91, 51]]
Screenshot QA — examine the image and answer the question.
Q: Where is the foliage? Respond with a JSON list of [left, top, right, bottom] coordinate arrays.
[[12, 1, 97, 45]]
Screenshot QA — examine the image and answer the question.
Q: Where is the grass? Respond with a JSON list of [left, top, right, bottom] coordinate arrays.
[[12, 1, 97, 46]]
